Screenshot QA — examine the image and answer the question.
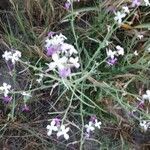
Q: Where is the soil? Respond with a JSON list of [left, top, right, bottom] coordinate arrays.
[[0, 0, 10, 10]]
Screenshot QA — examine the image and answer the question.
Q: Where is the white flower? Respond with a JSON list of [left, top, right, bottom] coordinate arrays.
[[2, 51, 12, 61], [47, 53, 68, 70], [0, 83, 11, 97], [13, 50, 21, 58], [46, 119, 59, 136], [69, 57, 80, 68], [85, 121, 95, 133], [106, 49, 116, 59], [45, 38, 51, 48], [61, 43, 78, 55], [122, 6, 130, 14], [94, 119, 102, 129], [139, 120, 150, 132], [11, 50, 21, 64], [57, 125, 70, 140], [142, 90, 150, 102], [114, 11, 126, 24], [45, 33, 67, 48], [116, 45, 124, 56], [144, 0, 150, 6], [2, 50, 21, 64], [137, 34, 143, 39], [134, 50, 138, 56]]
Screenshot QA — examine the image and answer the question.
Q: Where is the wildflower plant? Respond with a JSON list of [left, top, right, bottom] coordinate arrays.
[[1, 0, 150, 149]]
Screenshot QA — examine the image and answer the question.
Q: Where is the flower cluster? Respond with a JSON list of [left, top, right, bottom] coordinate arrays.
[[106, 45, 124, 66], [85, 116, 102, 138], [2, 50, 21, 65], [45, 32, 80, 78], [46, 118, 70, 140], [46, 116, 102, 140]]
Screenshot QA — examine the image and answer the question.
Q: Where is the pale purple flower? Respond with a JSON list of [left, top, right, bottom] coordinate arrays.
[[58, 67, 71, 78], [2, 96, 12, 104], [6, 61, 14, 72], [107, 57, 117, 66], [137, 100, 144, 109], [132, 0, 141, 7], [65, 1, 71, 10], [48, 31, 55, 37], [54, 117, 61, 126], [46, 45, 60, 56], [90, 115, 97, 123], [22, 104, 30, 112]]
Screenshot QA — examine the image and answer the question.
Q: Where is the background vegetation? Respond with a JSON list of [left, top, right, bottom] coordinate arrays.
[[0, 0, 150, 149]]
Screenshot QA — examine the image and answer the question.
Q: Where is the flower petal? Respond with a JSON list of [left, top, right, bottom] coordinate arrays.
[[64, 133, 69, 140]]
